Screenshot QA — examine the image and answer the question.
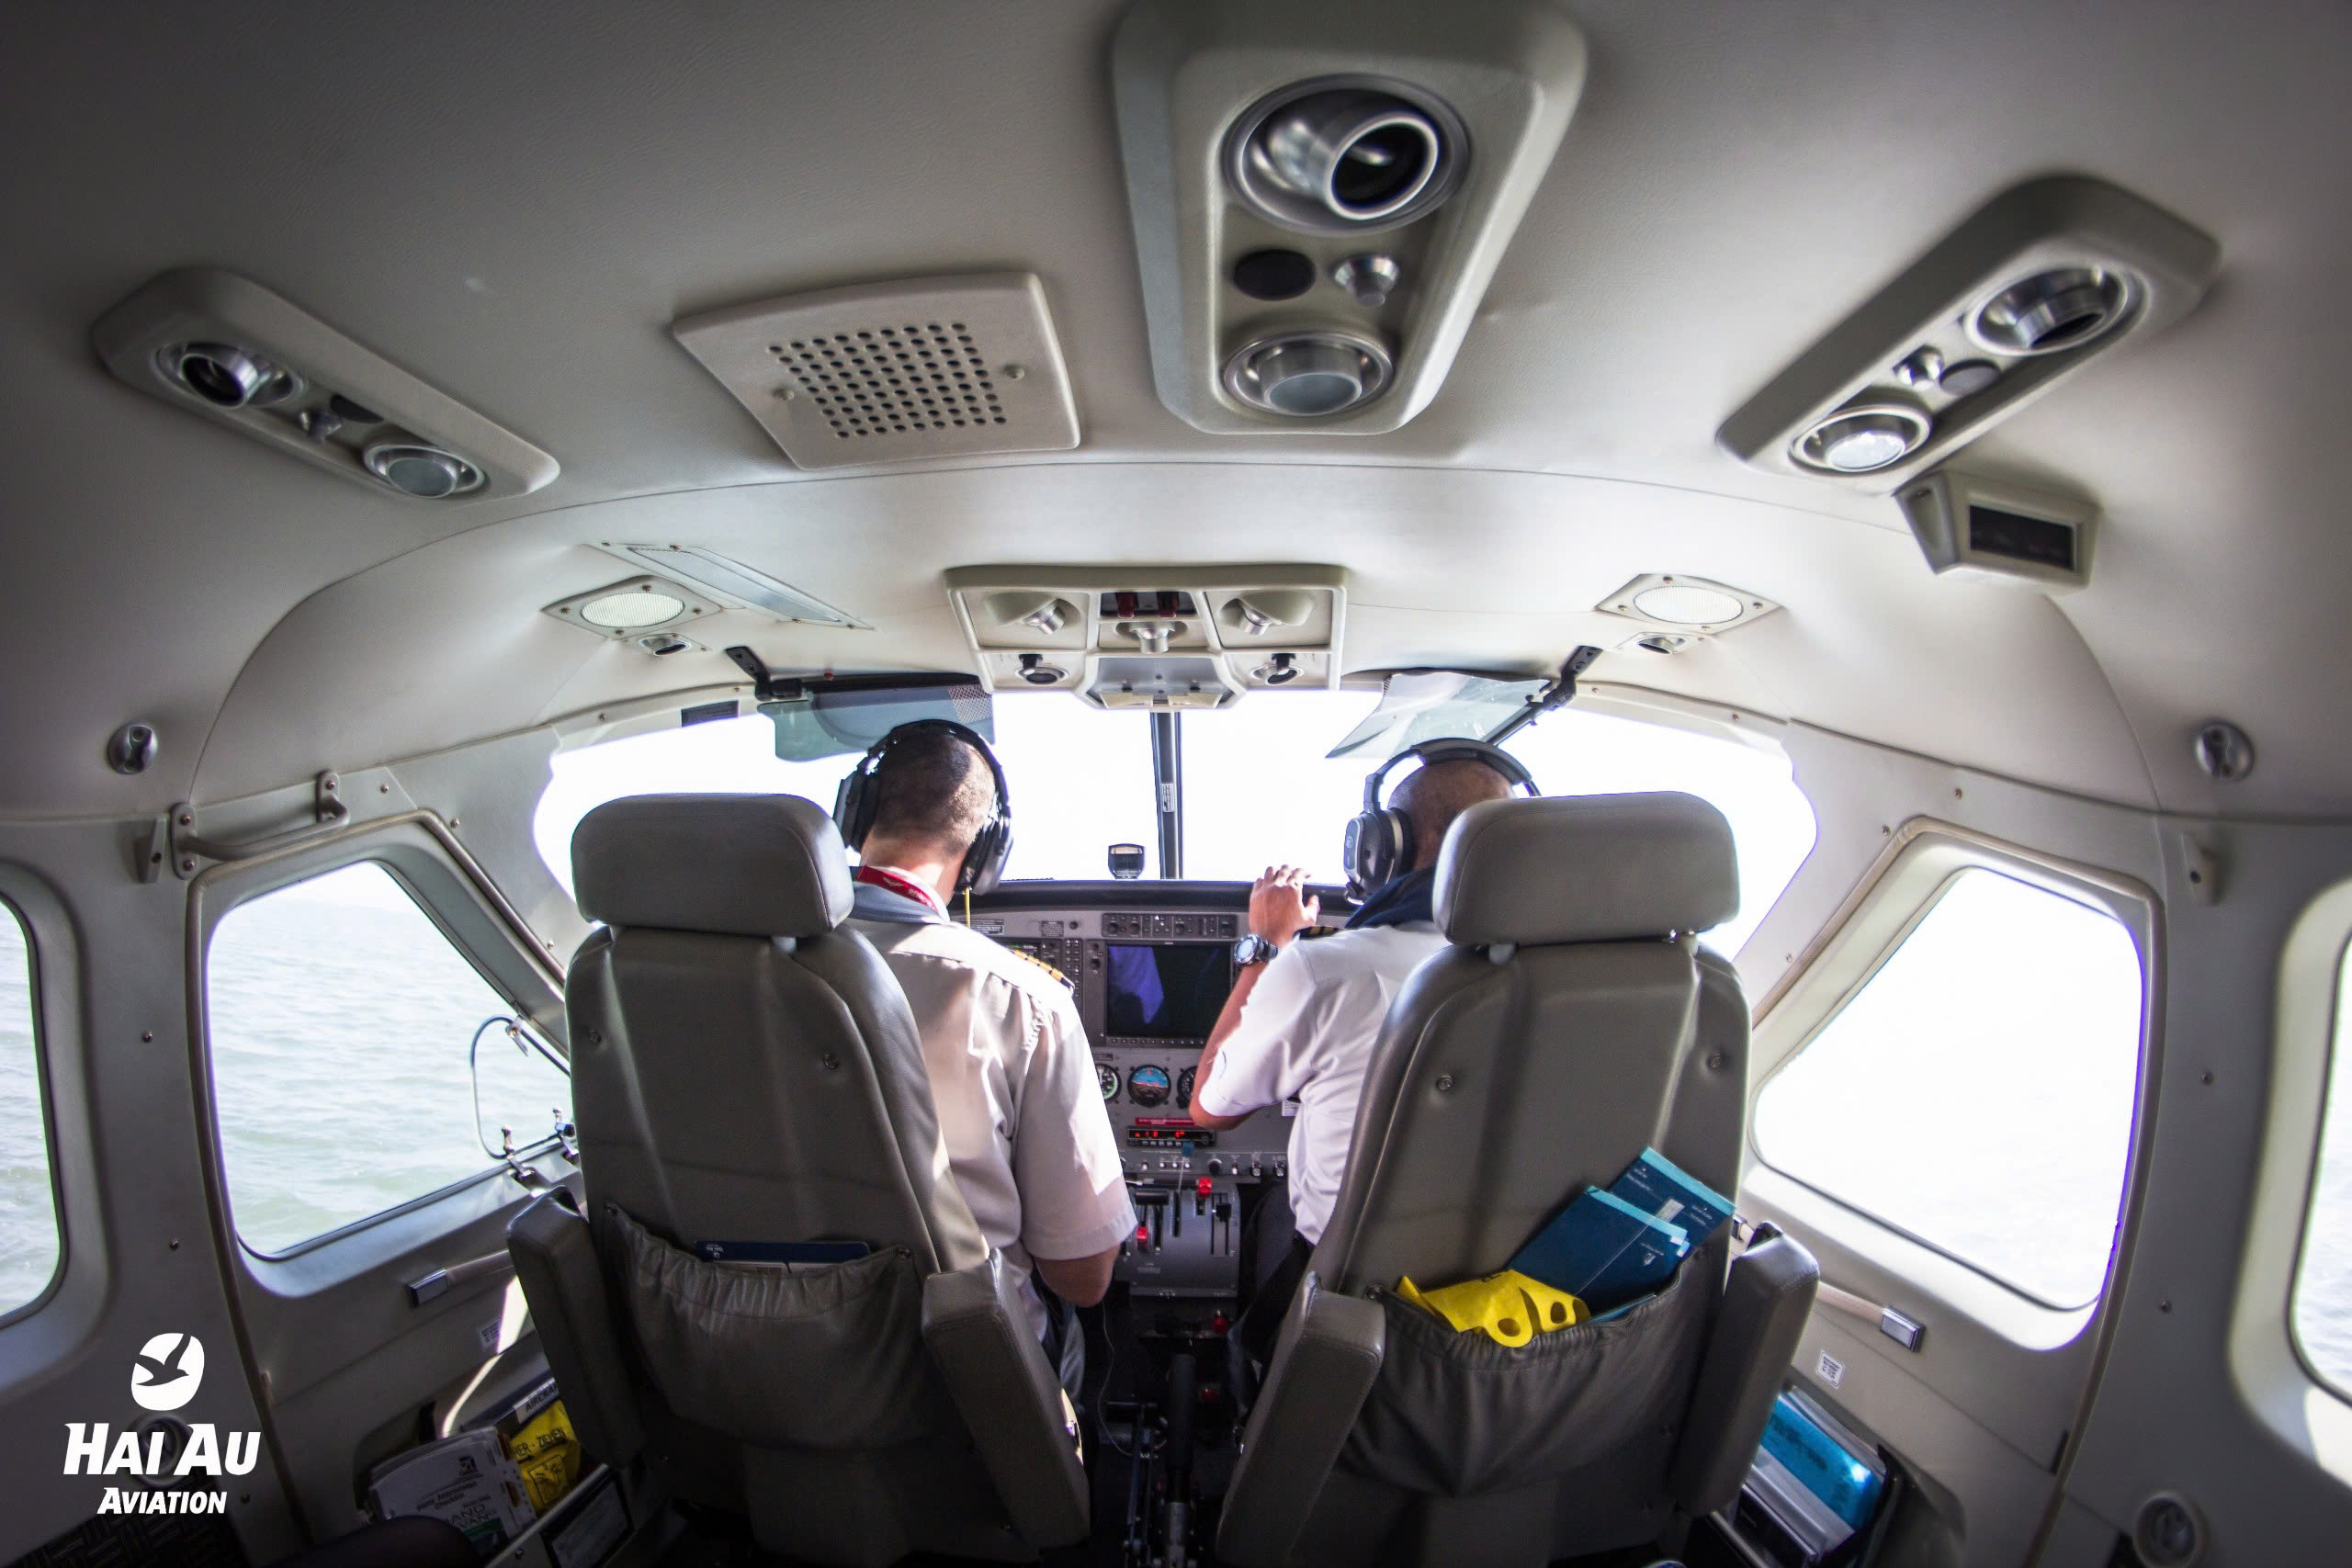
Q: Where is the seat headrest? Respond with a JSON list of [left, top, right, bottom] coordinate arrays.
[[1434, 793, 1739, 946], [571, 794, 854, 938]]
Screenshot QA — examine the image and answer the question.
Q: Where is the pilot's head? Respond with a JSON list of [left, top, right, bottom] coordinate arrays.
[[1389, 759, 1514, 873], [861, 724, 998, 863]]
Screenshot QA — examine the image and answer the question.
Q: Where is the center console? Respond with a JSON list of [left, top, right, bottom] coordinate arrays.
[[972, 886, 1304, 1302]]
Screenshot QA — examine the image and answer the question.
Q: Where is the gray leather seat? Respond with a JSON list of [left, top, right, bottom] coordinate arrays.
[[1217, 793, 1818, 1568], [505, 794, 1087, 1566]]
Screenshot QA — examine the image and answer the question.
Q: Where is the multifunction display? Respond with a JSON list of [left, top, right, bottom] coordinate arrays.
[[1105, 943, 1233, 1040]]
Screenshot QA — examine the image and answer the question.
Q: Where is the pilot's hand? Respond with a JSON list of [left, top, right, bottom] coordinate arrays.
[[1250, 865, 1320, 947]]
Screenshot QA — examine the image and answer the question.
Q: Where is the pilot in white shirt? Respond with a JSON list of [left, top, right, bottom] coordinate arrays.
[[835, 721, 1136, 1382], [1190, 751, 1519, 1365]]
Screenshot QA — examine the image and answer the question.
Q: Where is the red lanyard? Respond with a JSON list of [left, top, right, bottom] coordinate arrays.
[[854, 864, 947, 916]]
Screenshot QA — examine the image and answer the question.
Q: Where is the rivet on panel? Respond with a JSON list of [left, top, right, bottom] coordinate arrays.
[[141, 1031, 154, 1043], [821, 1052, 842, 1071], [1433, 1074, 1454, 1093]]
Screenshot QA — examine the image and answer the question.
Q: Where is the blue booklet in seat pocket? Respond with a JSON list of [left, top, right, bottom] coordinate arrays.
[[1509, 1188, 1689, 1310], [1608, 1146, 1735, 1249]]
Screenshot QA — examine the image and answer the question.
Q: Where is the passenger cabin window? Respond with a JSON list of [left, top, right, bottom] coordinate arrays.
[[206, 863, 570, 1254], [1754, 868, 2144, 1308], [0, 903, 60, 1314], [2292, 938, 2352, 1396]]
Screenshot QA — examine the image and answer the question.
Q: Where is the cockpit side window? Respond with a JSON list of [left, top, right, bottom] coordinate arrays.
[[1753, 868, 2145, 1308], [0, 901, 60, 1316], [203, 862, 571, 1255], [2291, 937, 2352, 1396]]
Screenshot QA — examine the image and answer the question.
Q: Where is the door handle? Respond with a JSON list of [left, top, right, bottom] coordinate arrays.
[[1815, 1280, 1927, 1351], [406, 1249, 515, 1306]]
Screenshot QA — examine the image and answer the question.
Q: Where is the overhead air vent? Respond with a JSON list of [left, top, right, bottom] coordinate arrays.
[[92, 269, 557, 502], [945, 565, 1346, 701], [1113, 0, 1587, 434], [1718, 176, 2220, 491], [672, 274, 1079, 469]]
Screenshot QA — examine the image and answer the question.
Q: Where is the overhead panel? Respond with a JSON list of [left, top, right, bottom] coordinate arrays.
[[1718, 176, 2221, 491], [92, 269, 558, 502], [945, 566, 1348, 708], [1112, 0, 1587, 434], [672, 273, 1080, 469]]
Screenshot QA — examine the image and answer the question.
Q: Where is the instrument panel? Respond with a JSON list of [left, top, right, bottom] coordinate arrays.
[[983, 899, 1291, 1297]]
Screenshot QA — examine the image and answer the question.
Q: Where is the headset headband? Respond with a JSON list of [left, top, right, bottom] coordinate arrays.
[[1360, 738, 1539, 814], [837, 718, 1013, 895]]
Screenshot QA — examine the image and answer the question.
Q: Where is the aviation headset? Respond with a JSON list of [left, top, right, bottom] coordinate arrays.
[[1341, 738, 1540, 896], [834, 719, 1015, 896]]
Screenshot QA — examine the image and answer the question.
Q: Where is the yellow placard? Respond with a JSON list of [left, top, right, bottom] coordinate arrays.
[[503, 1400, 582, 1516]]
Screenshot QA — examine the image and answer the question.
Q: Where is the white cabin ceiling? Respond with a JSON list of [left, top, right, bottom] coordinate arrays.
[[2, 1, 2347, 819]]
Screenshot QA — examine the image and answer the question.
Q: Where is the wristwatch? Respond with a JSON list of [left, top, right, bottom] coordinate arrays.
[[1231, 933, 1281, 967]]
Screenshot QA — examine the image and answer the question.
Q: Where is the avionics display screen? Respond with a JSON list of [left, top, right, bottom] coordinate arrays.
[[1105, 944, 1232, 1040]]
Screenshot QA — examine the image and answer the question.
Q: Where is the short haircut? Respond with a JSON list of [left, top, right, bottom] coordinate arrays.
[[867, 727, 996, 851], [1392, 758, 1514, 870]]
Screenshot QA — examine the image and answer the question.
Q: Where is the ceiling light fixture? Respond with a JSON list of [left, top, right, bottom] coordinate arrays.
[[1792, 402, 1931, 474], [363, 441, 484, 499], [1599, 573, 1779, 637], [579, 589, 688, 629], [1223, 331, 1393, 417], [1631, 584, 1746, 626]]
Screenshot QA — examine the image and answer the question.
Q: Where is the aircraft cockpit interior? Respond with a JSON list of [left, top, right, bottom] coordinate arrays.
[[5, 4, 2352, 1568]]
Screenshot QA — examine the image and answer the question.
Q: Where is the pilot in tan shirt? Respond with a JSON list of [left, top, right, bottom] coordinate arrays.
[[836, 723, 1135, 1367]]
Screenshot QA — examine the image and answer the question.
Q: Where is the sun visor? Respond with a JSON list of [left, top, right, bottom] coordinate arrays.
[[1325, 671, 1547, 761], [757, 673, 995, 761]]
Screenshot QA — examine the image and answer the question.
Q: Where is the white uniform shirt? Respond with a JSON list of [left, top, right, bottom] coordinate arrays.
[[851, 887, 1136, 1338], [1192, 923, 1447, 1246]]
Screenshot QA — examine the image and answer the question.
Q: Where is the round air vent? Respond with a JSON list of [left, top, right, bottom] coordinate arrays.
[[1792, 400, 1932, 474], [1969, 266, 2136, 355], [1223, 331, 1393, 417], [363, 442, 484, 499], [159, 342, 302, 409], [1226, 77, 1467, 234]]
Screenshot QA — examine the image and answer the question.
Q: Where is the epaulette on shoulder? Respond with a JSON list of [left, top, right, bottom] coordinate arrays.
[[1001, 945, 1073, 991]]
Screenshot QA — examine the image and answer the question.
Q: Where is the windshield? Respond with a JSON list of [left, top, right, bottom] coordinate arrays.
[[534, 690, 1814, 953]]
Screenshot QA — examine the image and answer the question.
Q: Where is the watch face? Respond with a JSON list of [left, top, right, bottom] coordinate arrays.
[[1231, 934, 1267, 964]]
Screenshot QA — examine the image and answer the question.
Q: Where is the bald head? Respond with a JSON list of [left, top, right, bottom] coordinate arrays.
[[1392, 758, 1515, 872]]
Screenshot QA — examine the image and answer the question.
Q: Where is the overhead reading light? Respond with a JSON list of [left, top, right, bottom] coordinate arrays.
[[1793, 402, 1932, 474], [605, 544, 872, 630], [1223, 331, 1393, 417], [364, 441, 483, 498]]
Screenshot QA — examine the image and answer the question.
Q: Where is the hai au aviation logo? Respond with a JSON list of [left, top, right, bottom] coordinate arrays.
[[131, 1333, 204, 1412], [62, 1333, 260, 1516]]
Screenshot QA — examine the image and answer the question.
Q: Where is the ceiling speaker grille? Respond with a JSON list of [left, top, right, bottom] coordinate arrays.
[[674, 274, 1078, 469], [773, 321, 1006, 441]]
